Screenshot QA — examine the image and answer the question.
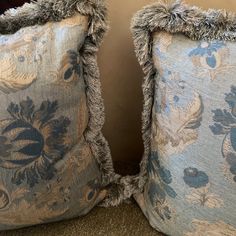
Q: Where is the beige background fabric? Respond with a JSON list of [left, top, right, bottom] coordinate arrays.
[[98, 0, 236, 168]]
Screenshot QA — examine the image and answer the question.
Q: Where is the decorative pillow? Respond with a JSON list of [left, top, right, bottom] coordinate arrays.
[[131, 1, 236, 236], [0, 0, 116, 230]]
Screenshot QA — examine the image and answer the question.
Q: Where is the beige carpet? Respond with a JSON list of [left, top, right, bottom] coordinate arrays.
[[0, 201, 163, 236]]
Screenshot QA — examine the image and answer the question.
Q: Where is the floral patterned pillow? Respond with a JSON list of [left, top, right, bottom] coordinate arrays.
[[0, 0, 115, 230], [132, 2, 236, 236]]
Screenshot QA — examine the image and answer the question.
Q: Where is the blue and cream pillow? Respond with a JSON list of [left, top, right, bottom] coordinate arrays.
[[0, 0, 114, 230], [132, 2, 236, 236]]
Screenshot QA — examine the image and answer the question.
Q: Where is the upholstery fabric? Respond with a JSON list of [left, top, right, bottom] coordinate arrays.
[[0, 0, 113, 230], [131, 1, 236, 236]]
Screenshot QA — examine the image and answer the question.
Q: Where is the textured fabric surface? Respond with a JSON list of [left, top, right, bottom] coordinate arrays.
[[0, 13, 107, 231], [136, 32, 236, 236], [0, 0, 144, 212], [131, 1, 236, 236], [0, 202, 163, 236], [0, 0, 115, 230]]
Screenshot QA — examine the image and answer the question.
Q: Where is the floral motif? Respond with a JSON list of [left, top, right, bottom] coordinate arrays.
[[0, 97, 71, 187], [210, 86, 236, 182], [153, 71, 203, 156], [185, 220, 236, 236], [0, 58, 37, 94], [183, 168, 223, 208], [186, 188, 223, 208], [185, 185, 223, 208], [59, 50, 81, 83], [0, 143, 102, 226], [183, 167, 209, 188], [147, 152, 177, 220], [189, 41, 225, 66], [189, 41, 233, 80]]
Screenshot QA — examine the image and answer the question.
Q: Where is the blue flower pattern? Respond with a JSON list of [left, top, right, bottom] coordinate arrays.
[[143, 32, 236, 235], [183, 167, 209, 188], [210, 86, 236, 182], [0, 15, 105, 231], [0, 97, 71, 187], [147, 152, 177, 220], [189, 41, 225, 69]]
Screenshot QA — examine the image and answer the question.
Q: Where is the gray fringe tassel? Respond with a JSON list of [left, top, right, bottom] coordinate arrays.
[[0, 0, 137, 207], [130, 0, 236, 195]]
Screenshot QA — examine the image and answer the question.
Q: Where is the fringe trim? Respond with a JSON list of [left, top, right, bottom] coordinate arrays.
[[0, 0, 131, 206], [130, 0, 236, 194]]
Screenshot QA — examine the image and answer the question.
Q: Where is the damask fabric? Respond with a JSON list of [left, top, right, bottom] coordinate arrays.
[[0, 0, 112, 231], [132, 2, 236, 236]]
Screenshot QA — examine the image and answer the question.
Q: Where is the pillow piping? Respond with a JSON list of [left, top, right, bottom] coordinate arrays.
[[130, 0, 236, 195]]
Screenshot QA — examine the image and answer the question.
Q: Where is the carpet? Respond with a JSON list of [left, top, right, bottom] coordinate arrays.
[[0, 201, 163, 236]]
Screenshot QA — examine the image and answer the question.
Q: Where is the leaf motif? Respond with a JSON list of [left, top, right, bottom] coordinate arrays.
[[225, 86, 236, 117], [148, 181, 166, 205], [32, 100, 58, 128], [212, 109, 236, 127], [160, 93, 203, 150], [19, 97, 35, 122], [45, 117, 71, 155], [7, 103, 20, 120], [0, 58, 37, 94], [182, 95, 203, 130], [209, 123, 229, 135], [147, 153, 177, 221], [159, 167, 172, 184], [186, 187, 223, 208], [210, 87, 236, 135], [163, 184, 177, 198], [12, 156, 56, 187], [147, 152, 160, 178], [189, 47, 206, 57]]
